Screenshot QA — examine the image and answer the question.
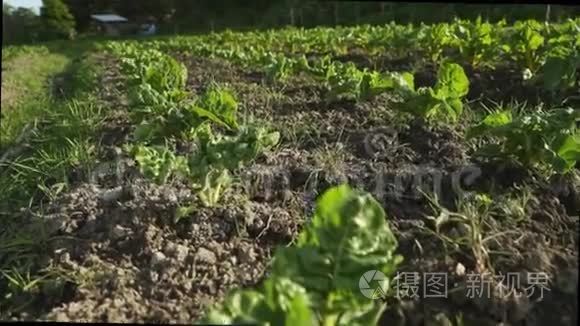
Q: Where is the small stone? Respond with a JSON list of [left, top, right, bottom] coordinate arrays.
[[174, 244, 189, 262], [112, 146, 122, 156], [207, 280, 216, 295], [195, 247, 216, 264], [163, 189, 178, 203], [455, 262, 466, 276], [111, 225, 128, 239], [113, 298, 123, 308], [151, 251, 166, 267], [101, 186, 123, 202], [163, 242, 177, 256], [149, 271, 159, 282], [237, 246, 256, 264]]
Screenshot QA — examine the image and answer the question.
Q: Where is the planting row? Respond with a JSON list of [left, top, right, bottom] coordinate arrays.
[[141, 18, 580, 92]]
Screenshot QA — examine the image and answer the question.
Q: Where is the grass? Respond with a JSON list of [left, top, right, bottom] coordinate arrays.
[[0, 93, 106, 210], [0, 42, 107, 317], [312, 141, 349, 177], [421, 188, 528, 275], [1, 51, 69, 150]]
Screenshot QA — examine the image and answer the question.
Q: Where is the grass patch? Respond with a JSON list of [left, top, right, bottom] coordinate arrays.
[[1, 50, 69, 150], [0, 43, 107, 317]]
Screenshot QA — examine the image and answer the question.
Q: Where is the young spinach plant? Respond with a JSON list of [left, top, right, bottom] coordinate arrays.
[[467, 108, 580, 174], [398, 62, 470, 123], [202, 185, 403, 325]]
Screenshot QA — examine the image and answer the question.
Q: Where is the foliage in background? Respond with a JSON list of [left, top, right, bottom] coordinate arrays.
[[40, 0, 76, 40], [4, 2, 580, 45], [58, 1, 580, 35], [507, 20, 546, 74], [540, 27, 580, 92], [2, 4, 41, 44], [451, 17, 505, 68]]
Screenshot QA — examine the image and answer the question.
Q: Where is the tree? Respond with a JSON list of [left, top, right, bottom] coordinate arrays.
[[3, 4, 41, 44], [40, 0, 76, 40]]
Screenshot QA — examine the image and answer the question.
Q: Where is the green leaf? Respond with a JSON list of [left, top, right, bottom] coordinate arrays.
[[197, 86, 239, 130], [467, 110, 512, 139], [203, 289, 269, 324], [131, 145, 189, 184], [542, 55, 578, 91], [197, 168, 232, 207], [556, 134, 580, 171], [443, 98, 463, 121], [203, 277, 315, 325], [527, 33, 545, 51], [483, 111, 513, 127], [134, 121, 160, 142], [434, 62, 469, 98], [399, 72, 415, 91], [273, 185, 401, 310], [469, 108, 579, 173], [200, 185, 401, 325]]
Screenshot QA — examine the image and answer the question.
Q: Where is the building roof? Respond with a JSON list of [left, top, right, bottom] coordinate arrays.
[[90, 14, 128, 23]]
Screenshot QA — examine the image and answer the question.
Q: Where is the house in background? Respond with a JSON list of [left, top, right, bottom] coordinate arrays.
[[90, 14, 129, 36]]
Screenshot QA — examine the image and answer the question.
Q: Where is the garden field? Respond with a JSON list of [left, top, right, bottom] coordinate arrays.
[[1, 18, 579, 325]]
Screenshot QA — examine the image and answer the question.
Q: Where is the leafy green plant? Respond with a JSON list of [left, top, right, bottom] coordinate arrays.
[[309, 55, 338, 81], [128, 144, 190, 184], [541, 46, 579, 92], [316, 60, 414, 102], [419, 23, 455, 64], [506, 20, 546, 74], [142, 55, 187, 93], [196, 168, 233, 207], [467, 108, 580, 174], [111, 44, 196, 144], [263, 52, 293, 82], [189, 124, 280, 180], [452, 17, 504, 68], [359, 71, 415, 101], [398, 62, 469, 122], [542, 54, 579, 92], [325, 62, 366, 101], [132, 84, 239, 143], [193, 85, 239, 130], [130, 83, 189, 121], [202, 184, 402, 325]]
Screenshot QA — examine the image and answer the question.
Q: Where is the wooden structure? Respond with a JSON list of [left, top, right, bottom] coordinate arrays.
[[90, 14, 129, 36]]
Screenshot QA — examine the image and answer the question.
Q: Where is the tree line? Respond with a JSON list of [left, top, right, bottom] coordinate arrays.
[[4, 0, 580, 45]]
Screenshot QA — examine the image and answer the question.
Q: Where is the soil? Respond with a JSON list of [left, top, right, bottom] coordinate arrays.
[[5, 50, 579, 325]]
